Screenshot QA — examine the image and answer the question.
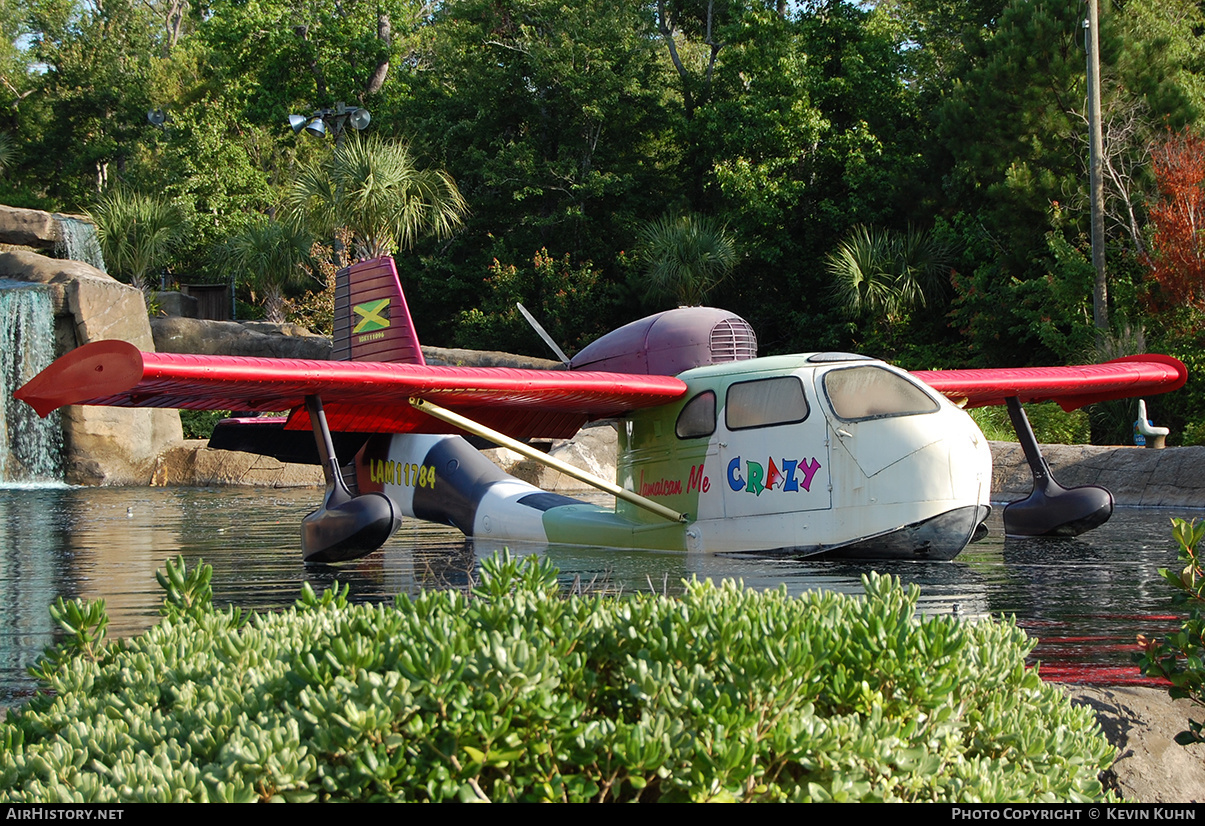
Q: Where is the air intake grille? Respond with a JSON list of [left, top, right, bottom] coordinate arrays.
[[709, 318, 758, 362]]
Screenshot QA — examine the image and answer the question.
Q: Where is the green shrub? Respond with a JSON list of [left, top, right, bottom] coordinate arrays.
[[179, 409, 230, 440], [1137, 519, 1205, 745], [970, 402, 1091, 444], [0, 554, 1115, 802], [1180, 420, 1205, 447]]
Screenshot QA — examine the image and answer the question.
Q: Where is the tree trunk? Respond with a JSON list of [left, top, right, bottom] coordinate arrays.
[[364, 13, 392, 96]]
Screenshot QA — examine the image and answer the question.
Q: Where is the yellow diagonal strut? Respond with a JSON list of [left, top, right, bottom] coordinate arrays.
[[408, 397, 687, 524]]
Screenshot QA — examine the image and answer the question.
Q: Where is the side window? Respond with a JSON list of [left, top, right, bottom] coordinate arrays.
[[725, 377, 809, 430], [675, 391, 716, 439], [823, 366, 940, 421]]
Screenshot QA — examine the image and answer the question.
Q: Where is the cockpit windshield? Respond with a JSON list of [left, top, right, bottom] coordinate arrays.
[[822, 366, 939, 421]]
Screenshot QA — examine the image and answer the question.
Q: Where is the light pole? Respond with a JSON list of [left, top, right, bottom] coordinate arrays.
[[1085, 0, 1107, 333]]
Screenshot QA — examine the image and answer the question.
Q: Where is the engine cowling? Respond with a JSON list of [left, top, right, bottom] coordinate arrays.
[[569, 307, 757, 376]]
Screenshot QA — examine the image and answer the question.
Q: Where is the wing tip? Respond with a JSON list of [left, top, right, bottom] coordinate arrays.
[[1106, 353, 1189, 393], [14, 339, 145, 417]]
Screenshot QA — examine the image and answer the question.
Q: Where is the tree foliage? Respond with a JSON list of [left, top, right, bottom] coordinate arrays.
[[455, 248, 610, 356], [11, 0, 159, 206], [211, 218, 312, 322], [827, 225, 951, 322], [1145, 129, 1205, 313], [636, 213, 737, 308], [286, 134, 468, 261], [395, 0, 674, 343], [936, 0, 1086, 269], [86, 188, 184, 296]]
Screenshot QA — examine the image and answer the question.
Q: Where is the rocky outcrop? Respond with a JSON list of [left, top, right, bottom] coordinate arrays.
[[991, 441, 1205, 507], [422, 346, 561, 370], [147, 323, 564, 366], [152, 317, 334, 360], [1066, 686, 1205, 803], [151, 441, 323, 487], [0, 249, 182, 485], [481, 421, 618, 492], [156, 291, 198, 319], [0, 205, 63, 250]]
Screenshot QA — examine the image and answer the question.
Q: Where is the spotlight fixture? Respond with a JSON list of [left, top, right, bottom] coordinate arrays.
[[286, 102, 371, 145]]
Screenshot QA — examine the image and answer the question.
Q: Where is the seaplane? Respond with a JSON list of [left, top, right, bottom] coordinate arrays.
[[14, 256, 1187, 563]]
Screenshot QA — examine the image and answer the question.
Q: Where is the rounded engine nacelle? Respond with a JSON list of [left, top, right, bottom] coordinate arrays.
[[569, 307, 757, 376]]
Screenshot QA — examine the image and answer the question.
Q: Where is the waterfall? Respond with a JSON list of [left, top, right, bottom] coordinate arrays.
[[53, 215, 106, 273], [0, 281, 63, 483]]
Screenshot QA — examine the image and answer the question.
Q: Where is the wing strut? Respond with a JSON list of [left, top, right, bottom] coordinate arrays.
[[1001, 397, 1113, 537], [409, 397, 688, 524], [300, 395, 400, 563], [517, 302, 571, 366]]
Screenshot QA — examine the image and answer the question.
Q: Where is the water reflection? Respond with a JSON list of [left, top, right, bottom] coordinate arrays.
[[0, 483, 1197, 705]]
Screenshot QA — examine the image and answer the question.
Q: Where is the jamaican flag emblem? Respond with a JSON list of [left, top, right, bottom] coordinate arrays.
[[353, 298, 391, 334]]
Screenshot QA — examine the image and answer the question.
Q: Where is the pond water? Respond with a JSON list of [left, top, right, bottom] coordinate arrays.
[[0, 483, 1198, 706]]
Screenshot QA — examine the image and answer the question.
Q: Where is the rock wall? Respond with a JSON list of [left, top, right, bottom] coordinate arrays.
[[481, 422, 618, 493], [0, 250, 182, 484], [147, 322, 564, 367], [152, 317, 333, 360], [991, 442, 1205, 508], [422, 346, 561, 370], [0, 205, 63, 250], [151, 441, 323, 487]]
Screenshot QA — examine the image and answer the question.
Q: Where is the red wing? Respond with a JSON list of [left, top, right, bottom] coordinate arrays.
[[911, 355, 1187, 411], [14, 340, 687, 440]]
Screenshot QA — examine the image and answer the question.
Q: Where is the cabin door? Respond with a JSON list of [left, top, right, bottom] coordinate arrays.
[[717, 373, 832, 518]]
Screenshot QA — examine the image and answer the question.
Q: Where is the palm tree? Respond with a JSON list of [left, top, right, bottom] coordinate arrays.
[[636, 213, 738, 307], [87, 189, 184, 298], [286, 135, 469, 260], [212, 219, 313, 323], [827, 225, 951, 322], [0, 133, 13, 175]]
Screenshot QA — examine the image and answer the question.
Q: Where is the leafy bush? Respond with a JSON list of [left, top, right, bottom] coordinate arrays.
[[969, 401, 1091, 444], [1181, 420, 1205, 447], [0, 132, 13, 174], [1138, 519, 1205, 745], [86, 189, 185, 298], [179, 410, 230, 440], [0, 555, 1115, 802], [454, 249, 614, 357]]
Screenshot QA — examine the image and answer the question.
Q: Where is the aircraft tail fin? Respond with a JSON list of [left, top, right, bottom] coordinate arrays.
[[332, 256, 426, 365]]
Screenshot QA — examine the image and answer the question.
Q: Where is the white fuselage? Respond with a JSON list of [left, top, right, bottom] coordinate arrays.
[[358, 354, 993, 558]]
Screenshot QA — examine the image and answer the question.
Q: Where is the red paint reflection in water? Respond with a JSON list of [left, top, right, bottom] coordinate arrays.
[[1034, 664, 1171, 686], [1021, 614, 1181, 686]]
